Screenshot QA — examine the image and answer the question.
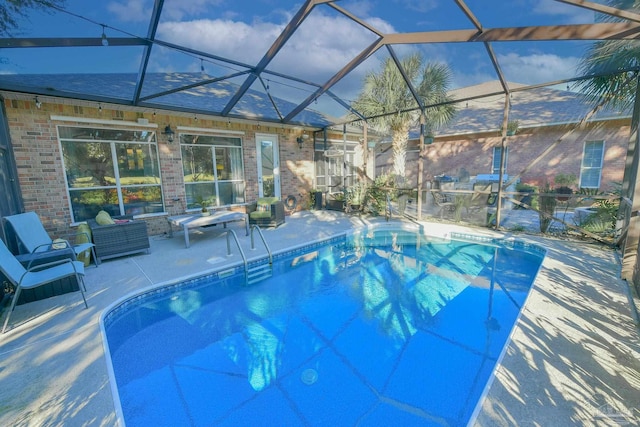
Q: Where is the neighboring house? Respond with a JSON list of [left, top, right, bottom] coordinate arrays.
[[375, 81, 631, 192], [0, 73, 361, 238]]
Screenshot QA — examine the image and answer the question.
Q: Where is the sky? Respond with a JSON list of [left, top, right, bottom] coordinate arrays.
[[1, 0, 613, 120]]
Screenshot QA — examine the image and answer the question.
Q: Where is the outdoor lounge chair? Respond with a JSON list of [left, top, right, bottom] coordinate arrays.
[[0, 238, 88, 333], [3, 212, 97, 266]]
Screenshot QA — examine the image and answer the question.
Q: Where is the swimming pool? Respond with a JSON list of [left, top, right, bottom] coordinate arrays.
[[102, 227, 544, 426]]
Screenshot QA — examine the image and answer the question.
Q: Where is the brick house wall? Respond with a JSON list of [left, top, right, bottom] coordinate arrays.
[[1, 94, 316, 238], [376, 119, 630, 192]]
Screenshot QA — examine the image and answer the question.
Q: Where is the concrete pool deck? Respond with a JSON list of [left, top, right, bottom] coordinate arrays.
[[0, 210, 638, 426]]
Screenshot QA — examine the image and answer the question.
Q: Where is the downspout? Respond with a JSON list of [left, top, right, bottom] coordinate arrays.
[[417, 112, 425, 221], [343, 124, 347, 193], [495, 94, 510, 229], [363, 121, 368, 182]]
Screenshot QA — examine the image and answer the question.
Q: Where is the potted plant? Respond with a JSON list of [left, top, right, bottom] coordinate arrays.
[[506, 120, 519, 136], [326, 192, 345, 211], [554, 173, 576, 202], [346, 183, 366, 212], [194, 195, 211, 216]]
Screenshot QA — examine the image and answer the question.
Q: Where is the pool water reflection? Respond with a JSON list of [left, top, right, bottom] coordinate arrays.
[[103, 229, 544, 426]]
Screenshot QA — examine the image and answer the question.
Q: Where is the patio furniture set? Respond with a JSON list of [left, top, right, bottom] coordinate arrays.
[[0, 198, 285, 332], [167, 197, 285, 247]]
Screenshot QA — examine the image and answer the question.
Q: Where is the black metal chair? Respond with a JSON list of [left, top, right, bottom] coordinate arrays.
[[432, 191, 456, 218]]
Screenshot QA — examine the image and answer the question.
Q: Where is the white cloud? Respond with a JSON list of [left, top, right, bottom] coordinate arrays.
[[531, 0, 594, 24], [107, 0, 225, 22], [107, 0, 152, 22], [342, 0, 375, 17], [112, 1, 585, 114], [496, 53, 580, 85], [142, 5, 398, 112], [453, 72, 498, 89], [393, 0, 438, 14], [270, 14, 382, 78], [158, 19, 284, 65], [157, 10, 381, 80]]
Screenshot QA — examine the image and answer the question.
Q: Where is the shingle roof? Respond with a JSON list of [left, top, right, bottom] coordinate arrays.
[[0, 72, 332, 128], [437, 81, 631, 137]]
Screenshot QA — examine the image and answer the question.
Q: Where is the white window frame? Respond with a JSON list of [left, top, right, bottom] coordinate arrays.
[[314, 141, 356, 194], [492, 146, 508, 175], [59, 125, 163, 222], [579, 140, 605, 189], [180, 131, 246, 209]]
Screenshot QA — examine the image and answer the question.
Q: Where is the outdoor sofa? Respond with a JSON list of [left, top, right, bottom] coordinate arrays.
[[247, 197, 285, 228], [87, 213, 149, 263]]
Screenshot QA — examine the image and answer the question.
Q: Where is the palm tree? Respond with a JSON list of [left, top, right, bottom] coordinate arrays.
[[351, 53, 456, 179], [0, 1, 66, 36], [577, 1, 640, 111]]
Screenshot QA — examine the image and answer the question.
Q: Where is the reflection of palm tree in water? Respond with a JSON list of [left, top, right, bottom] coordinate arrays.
[[358, 251, 421, 341], [355, 240, 504, 341], [360, 243, 508, 425]]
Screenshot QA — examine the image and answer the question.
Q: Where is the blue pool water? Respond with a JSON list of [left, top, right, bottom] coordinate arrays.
[[102, 228, 544, 426]]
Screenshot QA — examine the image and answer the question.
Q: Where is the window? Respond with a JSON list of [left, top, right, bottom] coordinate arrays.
[[181, 133, 245, 208], [314, 142, 356, 194], [60, 126, 163, 222], [492, 146, 508, 175], [580, 140, 605, 188]]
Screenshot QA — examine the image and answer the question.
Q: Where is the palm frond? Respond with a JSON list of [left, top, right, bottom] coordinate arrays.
[[576, 1, 640, 109], [350, 53, 456, 177]]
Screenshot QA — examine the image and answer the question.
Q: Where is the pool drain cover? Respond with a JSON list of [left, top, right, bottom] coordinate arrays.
[[300, 368, 318, 385]]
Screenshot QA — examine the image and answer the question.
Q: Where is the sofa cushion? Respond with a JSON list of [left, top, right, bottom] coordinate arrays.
[[257, 197, 279, 205], [250, 210, 272, 219], [51, 238, 68, 250], [95, 210, 115, 225], [255, 197, 277, 213]]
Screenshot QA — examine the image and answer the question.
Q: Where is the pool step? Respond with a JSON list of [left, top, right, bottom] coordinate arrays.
[[247, 263, 272, 285]]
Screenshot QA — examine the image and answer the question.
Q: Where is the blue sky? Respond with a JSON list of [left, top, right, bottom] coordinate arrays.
[[2, 0, 607, 118]]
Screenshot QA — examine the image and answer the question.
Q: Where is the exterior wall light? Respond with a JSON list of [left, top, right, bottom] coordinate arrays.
[[296, 133, 309, 149], [162, 125, 175, 143]]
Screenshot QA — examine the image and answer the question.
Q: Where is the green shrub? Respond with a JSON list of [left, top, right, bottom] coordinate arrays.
[[346, 183, 366, 205], [538, 183, 557, 233], [516, 182, 536, 192], [577, 187, 602, 196], [554, 173, 577, 188], [592, 198, 618, 229], [365, 173, 395, 215]]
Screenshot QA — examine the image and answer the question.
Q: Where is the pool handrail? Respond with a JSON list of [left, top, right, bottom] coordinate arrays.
[[225, 229, 248, 284], [250, 225, 273, 265]]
